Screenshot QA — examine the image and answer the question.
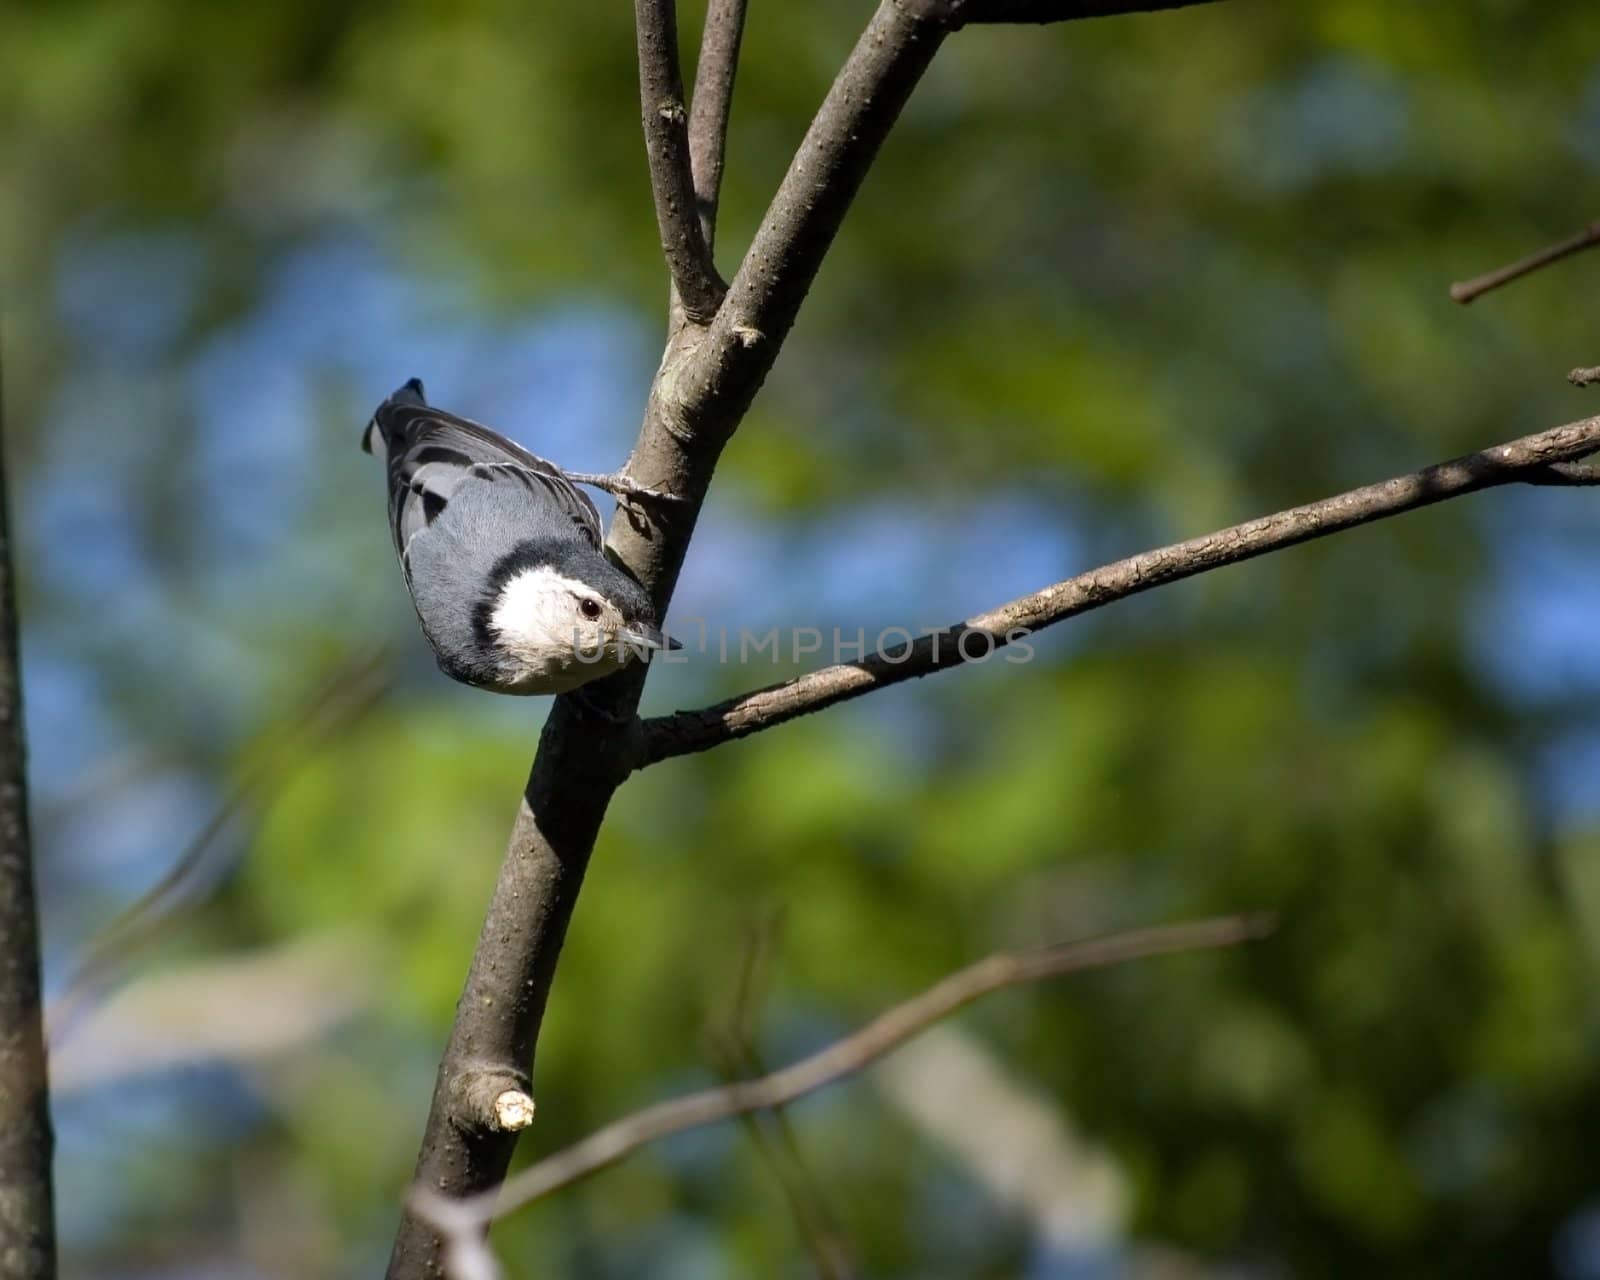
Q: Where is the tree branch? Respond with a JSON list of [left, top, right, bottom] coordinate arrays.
[[1450, 218, 1600, 304], [0, 351, 55, 1280], [941, 0, 1224, 23], [1523, 460, 1600, 486], [387, 7, 963, 1274], [677, 0, 948, 418], [688, 0, 749, 251], [413, 913, 1272, 1269], [381, 0, 1557, 1253], [637, 0, 728, 322], [636, 414, 1600, 766]]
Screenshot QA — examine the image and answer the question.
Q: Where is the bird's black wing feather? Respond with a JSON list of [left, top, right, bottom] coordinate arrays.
[[372, 401, 603, 572]]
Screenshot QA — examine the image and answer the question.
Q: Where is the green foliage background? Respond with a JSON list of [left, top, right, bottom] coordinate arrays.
[[6, 1, 1600, 1276]]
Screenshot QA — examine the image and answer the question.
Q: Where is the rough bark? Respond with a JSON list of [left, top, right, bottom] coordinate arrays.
[[0, 357, 55, 1280]]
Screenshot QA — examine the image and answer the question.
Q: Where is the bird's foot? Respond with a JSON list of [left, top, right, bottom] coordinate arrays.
[[563, 470, 685, 507]]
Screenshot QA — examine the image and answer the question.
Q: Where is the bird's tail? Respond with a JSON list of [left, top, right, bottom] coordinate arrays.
[[361, 377, 428, 454]]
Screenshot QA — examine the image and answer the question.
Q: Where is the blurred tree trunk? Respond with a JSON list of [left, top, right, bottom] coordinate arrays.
[[0, 357, 54, 1280]]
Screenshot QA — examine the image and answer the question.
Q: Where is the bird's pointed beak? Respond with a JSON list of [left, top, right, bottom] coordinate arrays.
[[620, 623, 681, 652]]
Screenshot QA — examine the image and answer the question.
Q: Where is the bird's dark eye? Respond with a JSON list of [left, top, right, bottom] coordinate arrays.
[[579, 598, 602, 620]]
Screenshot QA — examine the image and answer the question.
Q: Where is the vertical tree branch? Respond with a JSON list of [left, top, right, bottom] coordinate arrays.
[[636, 0, 728, 321], [688, 0, 749, 250], [387, 7, 954, 1275], [0, 353, 55, 1280], [384, 711, 634, 1279]]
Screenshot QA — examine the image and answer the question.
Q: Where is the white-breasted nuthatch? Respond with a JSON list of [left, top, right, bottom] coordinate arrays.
[[363, 378, 678, 695]]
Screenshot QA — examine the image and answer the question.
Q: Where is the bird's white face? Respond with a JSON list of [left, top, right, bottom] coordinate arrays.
[[487, 566, 638, 694]]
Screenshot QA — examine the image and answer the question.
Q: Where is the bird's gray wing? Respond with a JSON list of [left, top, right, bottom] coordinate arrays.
[[373, 401, 604, 573]]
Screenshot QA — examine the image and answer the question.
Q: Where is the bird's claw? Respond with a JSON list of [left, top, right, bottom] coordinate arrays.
[[562, 470, 686, 507]]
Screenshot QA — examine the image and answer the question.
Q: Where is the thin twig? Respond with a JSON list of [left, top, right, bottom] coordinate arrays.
[[707, 910, 857, 1279], [413, 913, 1272, 1262], [688, 0, 749, 251], [711, 1035, 858, 1279], [636, 415, 1600, 766], [945, 0, 1223, 22], [48, 648, 394, 1044], [636, 0, 727, 321], [1450, 219, 1600, 304]]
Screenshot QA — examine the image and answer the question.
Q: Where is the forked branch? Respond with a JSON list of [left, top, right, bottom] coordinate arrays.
[[636, 415, 1600, 766]]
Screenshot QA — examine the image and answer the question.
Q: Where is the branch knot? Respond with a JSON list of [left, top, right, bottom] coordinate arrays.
[[450, 1066, 536, 1134]]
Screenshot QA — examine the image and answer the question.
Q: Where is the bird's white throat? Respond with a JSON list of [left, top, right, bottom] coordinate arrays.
[[489, 565, 622, 691]]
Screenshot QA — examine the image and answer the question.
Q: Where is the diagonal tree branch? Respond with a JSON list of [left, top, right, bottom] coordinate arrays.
[[637, 0, 728, 321], [688, 0, 749, 251], [635, 415, 1600, 767], [943, 0, 1224, 23], [1450, 218, 1600, 305], [0, 351, 55, 1280], [414, 913, 1272, 1269]]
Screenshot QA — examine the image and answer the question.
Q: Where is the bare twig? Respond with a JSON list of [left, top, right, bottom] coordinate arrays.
[[708, 910, 857, 1278], [942, 0, 1224, 22], [637, 415, 1600, 766], [1568, 366, 1600, 388], [1450, 219, 1600, 304], [0, 349, 55, 1280], [47, 648, 393, 1044], [688, 0, 749, 251], [413, 914, 1272, 1269], [713, 1059, 858, 1280], [636, 0, 727, 321]]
